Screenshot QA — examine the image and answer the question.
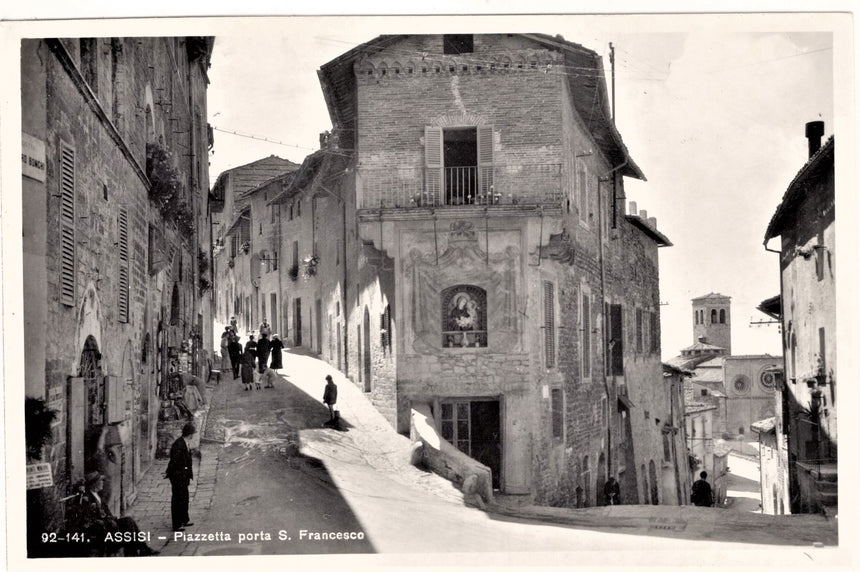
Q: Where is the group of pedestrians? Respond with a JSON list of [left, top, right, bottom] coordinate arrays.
[[219, 317, 284, 392]]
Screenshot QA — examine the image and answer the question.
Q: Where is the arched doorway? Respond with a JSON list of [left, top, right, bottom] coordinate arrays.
[[139, 333, 153, 473], [649, 460, 659, 505], [363, 306, 371, 392], [596, 452, 607, 505], [80, 336, 105, 475], [641, 464, 649, 504]]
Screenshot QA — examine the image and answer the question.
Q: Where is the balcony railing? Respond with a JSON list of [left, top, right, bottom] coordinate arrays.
[[357, 163, 562, 209]]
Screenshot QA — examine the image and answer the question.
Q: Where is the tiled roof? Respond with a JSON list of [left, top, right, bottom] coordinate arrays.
[[764, 135, 834, 241], [751, 417, 776, 434], [691, 292, 731, 302]]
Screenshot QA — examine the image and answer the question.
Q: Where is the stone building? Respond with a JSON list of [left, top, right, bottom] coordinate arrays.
[[21, 36, 214, 550], [751, 416, 784, 514], [307, 33, 681, 506], [211, 156, 297, 338], [762, 122, 836, 515]]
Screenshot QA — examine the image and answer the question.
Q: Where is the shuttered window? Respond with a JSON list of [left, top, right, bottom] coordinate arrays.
[[424, 126, 443, 204], [581, 291, 591, 378], [59, 141, 76, 307], [380, 304, 391, 353], [606, 303, 624, 375], [650, 310, 659, 354], [544, 281, 555, 368], [578, 165, 589, 223], [117, 208, 129, 322], [477, 125, 494, 196], [636, 308, 643, 353]]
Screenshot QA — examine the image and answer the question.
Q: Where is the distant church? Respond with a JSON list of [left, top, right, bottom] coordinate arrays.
[[669, 293, 782, 439]]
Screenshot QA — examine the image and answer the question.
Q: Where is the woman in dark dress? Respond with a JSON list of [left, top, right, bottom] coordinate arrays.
[[228, 334, 242, 380], [240, 345, 256, 391], [269, 334, 284, 370]]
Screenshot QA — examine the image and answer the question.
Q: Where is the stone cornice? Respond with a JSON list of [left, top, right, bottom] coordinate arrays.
[[354, 49, 563, 80]]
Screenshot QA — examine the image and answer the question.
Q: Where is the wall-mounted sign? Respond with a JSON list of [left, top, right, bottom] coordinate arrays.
[[22, 132, 46, 182], [26, 463, 53, 489]]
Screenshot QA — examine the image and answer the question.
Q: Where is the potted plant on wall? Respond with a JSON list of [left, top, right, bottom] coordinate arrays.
[[302, 254, 319, 280]]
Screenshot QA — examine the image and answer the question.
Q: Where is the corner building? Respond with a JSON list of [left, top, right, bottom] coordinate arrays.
[[318, 34, 678, 505]]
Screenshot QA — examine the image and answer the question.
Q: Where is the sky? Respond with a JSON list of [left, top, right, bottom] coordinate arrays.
[[202, 15, 841, 360]]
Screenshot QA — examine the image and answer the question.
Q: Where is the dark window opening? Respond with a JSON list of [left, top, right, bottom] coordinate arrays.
[[443, 34, 473, 55], [551, 388, 563, 440], [444, 128, 477, 204]]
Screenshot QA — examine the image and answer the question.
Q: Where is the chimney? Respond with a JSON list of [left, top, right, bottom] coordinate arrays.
[[805, 121, 825, 158]]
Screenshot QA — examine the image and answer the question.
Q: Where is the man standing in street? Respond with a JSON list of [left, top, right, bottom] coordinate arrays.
[[166, 423, 196, 531], [691, 470, 715, 507], [322, 375, 338, 425]]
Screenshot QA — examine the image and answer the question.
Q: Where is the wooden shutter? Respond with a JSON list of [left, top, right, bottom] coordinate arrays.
[[477, 125, 494, 197], [636, 308, 643, 352], [544, 281, 555, 368], [118, 208, 129, 323], [578, 166, 588, 223], [551, 388, 563, 440], [424, 126, 443, 204], [650, 310, 659, 354], [59, 141, 76, 307], [582, 293, 591, 377], [610, 304, 624, 375]]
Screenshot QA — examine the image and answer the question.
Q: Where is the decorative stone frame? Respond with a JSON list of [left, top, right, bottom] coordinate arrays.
[[441, 285, 487, 348]]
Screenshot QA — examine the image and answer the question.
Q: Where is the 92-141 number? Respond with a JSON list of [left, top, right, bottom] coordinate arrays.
[[42, 532, 88, 543]]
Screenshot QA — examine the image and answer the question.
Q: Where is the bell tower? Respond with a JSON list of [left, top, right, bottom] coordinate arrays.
[[691, 293, 732, 355]]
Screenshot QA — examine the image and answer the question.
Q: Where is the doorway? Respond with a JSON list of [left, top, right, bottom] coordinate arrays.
[[363, 307, 371, 392], [293, 298, 302, 346], [439, 399, 501, 489]]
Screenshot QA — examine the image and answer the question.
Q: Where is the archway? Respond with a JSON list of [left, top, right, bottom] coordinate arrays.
[[596, 452, 607, 505], [649, 460, 659, 505]]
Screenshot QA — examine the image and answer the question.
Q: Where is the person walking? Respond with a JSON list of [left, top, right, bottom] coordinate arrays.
[[241, 343, 256, 391], [691, 470, 715, 507], [259, 320, 272, 338], [228, 333, 242, 380], [322, 375, 338, 425], [220, 328, 232, 376], [76, 471, 158, 556], [256, 333, 272, 373], [165, 423, 196, 532], [269, 334, 284, 370], [604, 476, 621, 505]]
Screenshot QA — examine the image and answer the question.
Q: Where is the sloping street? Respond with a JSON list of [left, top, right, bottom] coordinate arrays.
[[124, 348, 840, 564]]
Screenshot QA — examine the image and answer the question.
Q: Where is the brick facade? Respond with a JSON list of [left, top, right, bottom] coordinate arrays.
[[22, 37, 213, 548], [306, 34, 681, 505]]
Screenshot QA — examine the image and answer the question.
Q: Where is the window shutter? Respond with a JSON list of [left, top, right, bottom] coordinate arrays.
[[118, 208, 129, 323], [636, 308, 643, 352], [610, 304, 624, 375], [582, 293, 591, 377], [650, 310, 659, 354], [578, 166, 588, 223], [477, 125, 494, 197], [424, 126, 443, 204], [59, 141, 76, 307], [544, 281, 555, 368]]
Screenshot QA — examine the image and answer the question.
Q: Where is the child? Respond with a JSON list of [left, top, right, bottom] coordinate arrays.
[[322, 375, 338, 425]]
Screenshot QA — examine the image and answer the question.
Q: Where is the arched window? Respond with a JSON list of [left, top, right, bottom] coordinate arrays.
[[694, 310, 699, 325], [710, 309, 717, 324], [719, 309, 726, 324], [441, 285, 487, 347]]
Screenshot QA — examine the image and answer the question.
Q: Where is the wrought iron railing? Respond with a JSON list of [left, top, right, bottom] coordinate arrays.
[[357, 163, 562, 209]]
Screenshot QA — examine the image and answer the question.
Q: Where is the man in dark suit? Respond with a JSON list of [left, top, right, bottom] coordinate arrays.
[[165, 423, 196, 531]]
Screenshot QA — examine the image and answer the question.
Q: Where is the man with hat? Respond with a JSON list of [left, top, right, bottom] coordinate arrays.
[[165, 422, 196, 531], [78, 471, 158, 556]]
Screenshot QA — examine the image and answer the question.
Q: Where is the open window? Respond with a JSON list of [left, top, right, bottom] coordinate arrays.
[[425, 126, 493, 206], [443, 34, 473, 55]]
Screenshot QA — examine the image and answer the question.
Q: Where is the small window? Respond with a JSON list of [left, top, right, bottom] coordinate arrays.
[[711, 309, 717, 324], [581, 290, 591, 378], [701, 389, 708, 397], [443, 34, 473, 55], [636, 308, 643, 353], [719, 309, 726, 324], [739, 427, 746, 435], [544, 281, 556, 368]]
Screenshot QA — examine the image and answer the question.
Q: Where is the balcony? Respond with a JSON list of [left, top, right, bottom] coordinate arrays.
[[357, 163, 563, 210]]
